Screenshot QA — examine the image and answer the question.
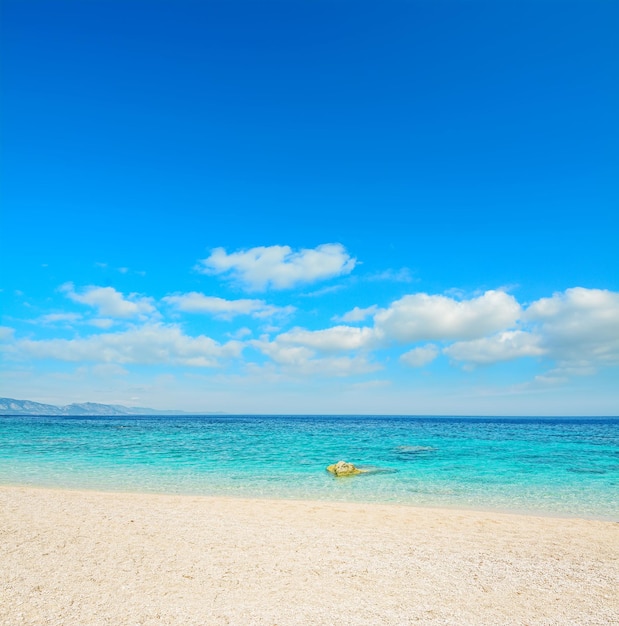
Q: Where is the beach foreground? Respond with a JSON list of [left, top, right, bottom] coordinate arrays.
[[1, 486, 617, 625]]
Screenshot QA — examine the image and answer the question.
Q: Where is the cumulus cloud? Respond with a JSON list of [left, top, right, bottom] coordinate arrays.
[[90, 364, 129, 377], [442, 288, 619, 370], [228, 327, 252, 340], [14, 324, 242, 368], [164, 292, 295, 320], [302, 284, 345, 298], [366, 268, 414, 283], [273, 325, 376, 353], [400, 344, 440, 367], [252, 336, 379, 377], [444, 331, 545, 365], [61, 283, 156, 318], [286, 354, 380, 377], [374, 290, 521, 343], [88, 318, 115, 329], [532, 373, 569, 386], [250, 323, 380, 377], [0, 326, 15, 341], [196, 243, 356, 291], [336, 305, 379, 323], [34, 313, 113, 330], [523, 287, 619, 368], [246, 290, 523, 374], [9, 275, 617, 390], [39, 313, 83, 325], [253, 341, 314, 367]]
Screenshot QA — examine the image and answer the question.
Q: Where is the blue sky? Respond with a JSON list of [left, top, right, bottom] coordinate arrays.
[[1, 0, 617, 414]]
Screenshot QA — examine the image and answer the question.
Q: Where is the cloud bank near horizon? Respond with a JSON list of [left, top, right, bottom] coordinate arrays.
[[1, 244, 618, 413]]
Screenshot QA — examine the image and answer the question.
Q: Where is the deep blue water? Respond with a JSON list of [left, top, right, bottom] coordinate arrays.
[[1, 415, 618, 519]]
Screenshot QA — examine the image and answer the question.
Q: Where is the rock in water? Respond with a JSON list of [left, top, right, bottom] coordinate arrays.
[[326, 461, 365, 476]]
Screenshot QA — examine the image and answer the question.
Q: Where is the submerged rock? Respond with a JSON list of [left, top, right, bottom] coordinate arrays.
[[326, 460, 366, 476], [395, 445, 437, 455]]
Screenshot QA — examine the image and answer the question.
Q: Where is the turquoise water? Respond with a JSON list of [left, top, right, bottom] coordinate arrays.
[[1, 415, 618, 519]]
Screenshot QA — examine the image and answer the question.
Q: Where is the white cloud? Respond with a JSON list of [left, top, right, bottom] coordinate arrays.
[[164, 292, 295, 320], [366, 268, 414, 283], [6, 275, 617, 404], [196, 243, 356, 291], [533, 373, 568, 386], [88, 318, 115, 329], [39, 313, 83, 325], [523, 287, 619, 368], [400, 344, 440, 367], [442, 288, 619, 371], [245, 290, 523, 374], [444, 331, 545, 365], [253, 341, 314, 367], [14, 324, 242, 368], [90, 364, 129, 377], [251, 325, 380, 377], [336, 305, 379, 323], [284, 355, 380, 378], [301, 284, 345, 298], [61, 283, 156, 318], [374, 290, 521, 343], [252, 338, 379, 377], [34, 313, 113, 330], [0, 326, 15, 341], [274, 325, 376, 353], [228, 327, 252, 340]]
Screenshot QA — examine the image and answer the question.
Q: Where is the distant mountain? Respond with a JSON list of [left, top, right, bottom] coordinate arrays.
[[0, 397, 184, 416]]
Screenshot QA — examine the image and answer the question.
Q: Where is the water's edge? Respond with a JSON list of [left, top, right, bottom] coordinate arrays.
[[2, 415, 618, 520]]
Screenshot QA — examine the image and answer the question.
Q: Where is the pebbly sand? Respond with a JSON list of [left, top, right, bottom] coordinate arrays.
[[1, 486, 618, 625]]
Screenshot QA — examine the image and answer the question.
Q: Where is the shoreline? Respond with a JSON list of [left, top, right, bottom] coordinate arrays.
[[2, 479, 617, 523], [2, 485, 618, 625]]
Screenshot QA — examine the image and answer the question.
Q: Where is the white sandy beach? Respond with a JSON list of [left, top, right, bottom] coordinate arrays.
[[1, 486, 617, 625]]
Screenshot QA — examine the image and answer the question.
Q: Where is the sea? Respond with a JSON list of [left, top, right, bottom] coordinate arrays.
[[1, 414, 617, 520]]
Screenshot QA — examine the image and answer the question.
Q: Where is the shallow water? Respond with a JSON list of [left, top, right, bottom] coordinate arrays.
[[1, 415, 618, 519]]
